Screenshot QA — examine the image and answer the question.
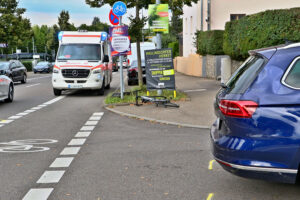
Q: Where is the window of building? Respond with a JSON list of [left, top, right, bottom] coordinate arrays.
[[185, 18, 188, 34], [230, 14, 246, 21]]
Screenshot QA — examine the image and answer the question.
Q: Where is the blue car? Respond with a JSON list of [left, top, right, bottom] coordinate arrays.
[[211, 43, 300, 183]]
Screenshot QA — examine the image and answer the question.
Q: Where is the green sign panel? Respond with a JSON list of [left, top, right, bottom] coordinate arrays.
[[145, 48, 175, 90], [148, 4, 169, 34]]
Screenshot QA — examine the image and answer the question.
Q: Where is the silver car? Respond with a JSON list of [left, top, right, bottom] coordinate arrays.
[[0, 75, 14, 102]]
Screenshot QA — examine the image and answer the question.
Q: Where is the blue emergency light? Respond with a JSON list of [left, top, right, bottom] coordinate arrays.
[[101, 32, 108, 41], [58, 31, 64, 41]]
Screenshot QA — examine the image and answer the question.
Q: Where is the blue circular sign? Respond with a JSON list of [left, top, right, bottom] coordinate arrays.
[[112, 1, 127, 17]]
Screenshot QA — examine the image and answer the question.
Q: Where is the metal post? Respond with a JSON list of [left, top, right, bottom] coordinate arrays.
[[32, 37, 35, 54], [156, 0, 162, 95], [119, 16, 124, 99]]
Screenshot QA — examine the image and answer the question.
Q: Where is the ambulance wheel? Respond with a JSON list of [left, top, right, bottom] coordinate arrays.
[[53, 88, 62, 96], [96, 79, 105, 96]]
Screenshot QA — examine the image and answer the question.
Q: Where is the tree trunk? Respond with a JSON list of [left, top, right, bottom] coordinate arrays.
[[136, 2, 143, 88]]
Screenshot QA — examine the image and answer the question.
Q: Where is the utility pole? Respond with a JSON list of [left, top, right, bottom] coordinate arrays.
[[119, 16, 124, 99], [32, 37, 35, 54], [156, 0, 162, 95]]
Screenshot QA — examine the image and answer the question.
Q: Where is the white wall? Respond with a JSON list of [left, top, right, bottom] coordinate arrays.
[[183, 0, 300, 57]]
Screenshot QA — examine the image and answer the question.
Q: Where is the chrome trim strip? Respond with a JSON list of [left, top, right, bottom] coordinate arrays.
[[281, 56, 300, 90], [215, 158, 298, 174]]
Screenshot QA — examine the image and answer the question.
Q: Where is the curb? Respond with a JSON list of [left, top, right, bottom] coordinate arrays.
[[104, 106, 210, 129]]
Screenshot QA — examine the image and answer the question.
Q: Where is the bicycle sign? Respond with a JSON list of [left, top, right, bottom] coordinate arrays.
[[112, 1, 127, 17], [0, 139, 58, 153]]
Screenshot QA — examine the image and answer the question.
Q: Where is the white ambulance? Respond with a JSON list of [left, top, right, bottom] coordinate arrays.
[[52, 31, 112, 96]]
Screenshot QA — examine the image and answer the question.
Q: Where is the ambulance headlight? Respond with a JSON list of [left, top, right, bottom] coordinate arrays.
[[93, 69, 101, 74], [53, 69, 60, 74]]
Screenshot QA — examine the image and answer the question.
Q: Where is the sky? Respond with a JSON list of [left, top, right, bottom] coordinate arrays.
[[19, 0, 134, 27]]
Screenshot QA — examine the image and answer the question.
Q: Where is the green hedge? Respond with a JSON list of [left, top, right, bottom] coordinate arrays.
[[224, 7, 300, 60], [195, 30, 224, 55], [168, 41, 179, 57], [22, 61, 32, 72]]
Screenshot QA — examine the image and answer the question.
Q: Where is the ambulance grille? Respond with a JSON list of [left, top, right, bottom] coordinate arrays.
[[62, 69, 90, 78]]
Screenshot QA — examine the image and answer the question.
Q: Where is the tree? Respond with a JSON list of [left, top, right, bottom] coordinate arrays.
[[0, 0, 32, 55], [85, 0, 197, 87], [58, 10, 76, 31]]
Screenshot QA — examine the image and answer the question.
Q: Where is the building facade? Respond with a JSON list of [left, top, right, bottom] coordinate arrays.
[[183, 0, 300, 57]]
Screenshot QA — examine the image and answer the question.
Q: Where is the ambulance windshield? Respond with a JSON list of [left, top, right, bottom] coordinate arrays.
[[57, 44, 101, 61]]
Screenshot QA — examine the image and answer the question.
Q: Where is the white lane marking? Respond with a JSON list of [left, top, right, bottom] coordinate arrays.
[[93, 112, 104, 116], [184, 89, 207, 93], [17, 112, 29, 116], [85, 121, 98, 126], [37, 171, 65, 183], [9, 115, 22, 120], [26, 83, 41, 88], [44, 96, 65, 105], [31, 107, 42, 110], [22, 188, 53, 200], [24, 110, 36, 113], [0, 120, 14, 124], [80, 126, 95, 131], [0, 124, 4, 128], [75, 132, 91, 138], [68, 138, 86, 146], [89, 116, 102, 121], [60, 147, 81, 155], [38, 104, 48, 107], [50, 157, 74, 168], [27, 75, 52, 81]]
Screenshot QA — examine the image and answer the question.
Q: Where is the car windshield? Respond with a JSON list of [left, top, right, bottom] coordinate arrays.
[[57, 44, 101, 60], [0, 62, 9, 70], [130, 60, 145, 68]]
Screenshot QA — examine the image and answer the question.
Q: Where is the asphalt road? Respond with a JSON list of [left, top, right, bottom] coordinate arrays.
[[0, 72, 300, 200]]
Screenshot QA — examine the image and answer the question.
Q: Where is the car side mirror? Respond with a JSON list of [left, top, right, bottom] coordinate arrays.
[[103, 55, 109, 63]]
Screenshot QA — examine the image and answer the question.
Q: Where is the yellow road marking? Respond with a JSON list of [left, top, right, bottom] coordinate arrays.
[[208, 160, 215, 170], [207, 193, 214, 200]]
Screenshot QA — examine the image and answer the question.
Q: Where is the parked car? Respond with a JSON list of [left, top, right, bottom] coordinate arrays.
[[127, 60, 146, 85], [210, 43, 300, 183], [0, 74, 14, 102], [33, 61, 53, 73], [112, 57, 118, 72], [0, 60, 27, 84]]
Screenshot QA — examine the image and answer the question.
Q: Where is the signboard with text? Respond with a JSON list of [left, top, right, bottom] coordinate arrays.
[[109, 25, 131, 57], [148, 4, 169, 34], [145, 48, 175, 90]]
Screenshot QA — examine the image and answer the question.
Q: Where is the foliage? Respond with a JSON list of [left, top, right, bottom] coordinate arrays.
[[32, 25, 56, 54], [105, 85, 187, 104], [168, 41, 179, 57], [0, 0, 32, 54], [22, 61, 32, 71], [58, 10, 76, 31], [195, 30, 224, 55], [78, 17, 110, 32], [223, 7, 300, 60]]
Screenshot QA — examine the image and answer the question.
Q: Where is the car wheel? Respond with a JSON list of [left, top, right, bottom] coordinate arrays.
[[21, 73, 27, 84], [128, 80, 132, 86], [4, 84, 14, 103], [96, 78, 105, 96], [53, 88, 62, 96], [105, 83, 110, 89]]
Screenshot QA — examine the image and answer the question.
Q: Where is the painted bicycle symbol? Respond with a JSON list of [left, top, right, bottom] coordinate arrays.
[[0, 139, 58, 153]]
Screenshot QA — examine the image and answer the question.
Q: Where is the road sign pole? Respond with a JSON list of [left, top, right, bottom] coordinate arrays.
[[119, 16, 124, 99], [156, 0, 162, 95]]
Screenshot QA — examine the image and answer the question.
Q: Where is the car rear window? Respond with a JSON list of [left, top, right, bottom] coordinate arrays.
[[283, 59, 300, 89], [226, 55, 267, 94]]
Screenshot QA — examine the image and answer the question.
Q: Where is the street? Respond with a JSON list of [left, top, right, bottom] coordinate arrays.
[[0, 72, 300, 200]]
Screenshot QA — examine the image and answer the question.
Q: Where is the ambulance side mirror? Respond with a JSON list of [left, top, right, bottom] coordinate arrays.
[[103, 55, 109, 63]]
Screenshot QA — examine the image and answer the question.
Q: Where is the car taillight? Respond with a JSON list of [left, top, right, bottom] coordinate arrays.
[[219, 100, 258, 118]]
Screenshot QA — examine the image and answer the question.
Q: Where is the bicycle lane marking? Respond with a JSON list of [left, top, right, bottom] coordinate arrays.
[[22, 112, 104, 200]]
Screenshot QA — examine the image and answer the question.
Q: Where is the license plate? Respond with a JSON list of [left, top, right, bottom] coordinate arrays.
[[68, 85, 83, 89]]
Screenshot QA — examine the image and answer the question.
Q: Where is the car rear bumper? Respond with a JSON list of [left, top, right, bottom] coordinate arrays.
[[210, 121, 299, 183]]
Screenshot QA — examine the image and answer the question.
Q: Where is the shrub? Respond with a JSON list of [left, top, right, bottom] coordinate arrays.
[[22, 61, 32, 72], [168, 41, 179, 57], [195, 30, 224, 55], [223, 7, 300, 60]]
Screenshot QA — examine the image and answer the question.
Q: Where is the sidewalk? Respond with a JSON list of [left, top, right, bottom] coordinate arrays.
[[105, 72, 220, 129]]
